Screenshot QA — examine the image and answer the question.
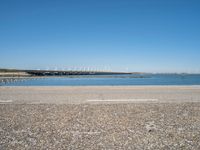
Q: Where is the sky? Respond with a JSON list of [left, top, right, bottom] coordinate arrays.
[[0, 0, 200, 73]]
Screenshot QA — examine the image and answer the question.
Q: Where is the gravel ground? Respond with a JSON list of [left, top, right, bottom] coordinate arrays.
[[1, 103, 200, 150]]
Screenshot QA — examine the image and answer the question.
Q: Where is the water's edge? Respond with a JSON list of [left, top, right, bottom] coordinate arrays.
[[1, 74, 200, 86]]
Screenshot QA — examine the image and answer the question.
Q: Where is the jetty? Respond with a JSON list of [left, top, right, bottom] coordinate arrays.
[[0, 68, 132, 77]]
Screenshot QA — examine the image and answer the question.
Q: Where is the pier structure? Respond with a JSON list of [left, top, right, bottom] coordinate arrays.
[[25, 69, 131, 76]]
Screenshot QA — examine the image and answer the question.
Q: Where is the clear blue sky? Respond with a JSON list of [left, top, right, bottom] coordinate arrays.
[[0, 0, 200, 73]]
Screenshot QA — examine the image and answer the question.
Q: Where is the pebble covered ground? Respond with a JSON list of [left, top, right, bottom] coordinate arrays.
[[0, 103, 200, 149]]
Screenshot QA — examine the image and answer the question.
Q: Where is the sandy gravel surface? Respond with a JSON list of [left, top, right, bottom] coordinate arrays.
[[1, 103, 200, 149], [1, 86, 200, 149]]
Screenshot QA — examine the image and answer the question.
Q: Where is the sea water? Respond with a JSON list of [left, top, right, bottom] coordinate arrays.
[[1, 74, 200, 86]]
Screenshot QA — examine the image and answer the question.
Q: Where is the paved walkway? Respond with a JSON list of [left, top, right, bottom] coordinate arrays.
[[0, 86, 200, 104]]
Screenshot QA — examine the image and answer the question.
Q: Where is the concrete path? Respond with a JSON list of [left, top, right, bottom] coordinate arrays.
[[0, 86, 200, 104]]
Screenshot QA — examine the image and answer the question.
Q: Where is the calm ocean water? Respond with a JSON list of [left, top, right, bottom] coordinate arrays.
[[1, 74, 200, 86]]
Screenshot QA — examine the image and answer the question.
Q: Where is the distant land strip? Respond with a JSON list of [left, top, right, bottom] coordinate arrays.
[[0, 68, 135, 77]]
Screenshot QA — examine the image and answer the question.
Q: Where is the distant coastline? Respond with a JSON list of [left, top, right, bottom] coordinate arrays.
[[0, 68, 134, 77], [0, 68, 199, 78]]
